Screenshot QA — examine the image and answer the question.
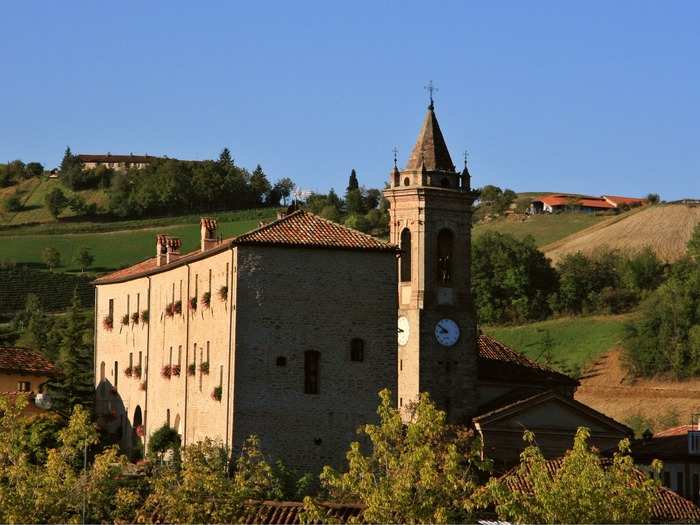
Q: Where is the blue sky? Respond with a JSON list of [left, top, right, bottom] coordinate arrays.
[[2, 1, 698, 200]]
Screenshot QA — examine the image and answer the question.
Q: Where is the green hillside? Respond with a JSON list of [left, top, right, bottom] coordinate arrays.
[[483, 314, 631, 376], [473, 213, 609, 247], [0, 208, 278, 273]]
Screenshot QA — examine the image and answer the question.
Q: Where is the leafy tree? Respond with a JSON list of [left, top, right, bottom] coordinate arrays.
[[218, 147, 234, 168], [326, 188, 343, 210], [13, 294, 51, 356], [621, 247, 665, 292], [347, 168, 359, 192], [472, 232, 558, 324], [4, 192, 22, 212], [47, 291, 95, 415], [148, 423, 181, 459], [25, 162, 44, 178], [345, 188, 365, 215], [6, 160, 26, 181], [42, 246, 61, 271], [317, 389, 489, 524], [74, 246, 94, 273], [646, 193, 660, 204], [68, 194, 86, 214], [250, 164, 272, 205], [688, 223, 700, 262], [555, 249, 624, 314], [0, 164, 12, 187], [60, 146, 75, 172], [45, 187, 68, 218], [623, 258, 700, 378], [344, 213, 371, 233], [480, 184, 502, 203], [485, 427, 659, 524], [364, 188, 381, 210], [275, 177, 296, 206], [319, 205, 341, 223]]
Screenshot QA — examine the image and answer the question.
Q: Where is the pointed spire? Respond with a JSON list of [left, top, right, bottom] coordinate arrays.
[[405, 104, 455, 172]]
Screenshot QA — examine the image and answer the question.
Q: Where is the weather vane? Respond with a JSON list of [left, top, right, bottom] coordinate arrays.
[[392, 146, 399, 168], [463, 150, 469, 168], [424, 80, 438, 108]]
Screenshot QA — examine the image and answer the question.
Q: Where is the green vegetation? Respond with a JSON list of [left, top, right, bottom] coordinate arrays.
[[0, 265, 93, 316], [473, 212, 608, 247], [485, 427, 659, 524], [484, 315, 629, 375]]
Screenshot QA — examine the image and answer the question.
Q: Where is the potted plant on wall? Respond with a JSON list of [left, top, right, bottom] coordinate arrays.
[[174, 300, 182, 315], [103, 315, 114, 331], [202, 291, 211, 309], [131, 312, 140, 325], [139, 381, 147, 391], [218, 285, 228, 302], [171, 364, 181, 377], [187, 363, 196, 376], [133, 365, 142, 379], [141, 309, 149, 324], [161, 365, 172, 379], [165, 303, 174, 318], [199, 361, 210, 375], [124, 366, 133, 378], [121, 314, 130, 327], [189, 296, 197, 312], [211, 386, 222, 402]]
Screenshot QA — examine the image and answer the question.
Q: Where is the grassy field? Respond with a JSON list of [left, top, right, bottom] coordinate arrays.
[[0, 177, 110, 225], [473, 212, 610, 247], [483, 314, 631, 376], [0, 209, 278, 273]]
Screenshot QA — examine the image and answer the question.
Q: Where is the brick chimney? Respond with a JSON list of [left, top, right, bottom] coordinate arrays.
[[156, 234, 168, 266], [166, 237, 182, 264], [200, 217, 218, 252]]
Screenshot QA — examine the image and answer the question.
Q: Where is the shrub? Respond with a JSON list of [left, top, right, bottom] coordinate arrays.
[[140, 309, 149, 323], [187, 363, 196, 376], [131, 312, 139, 325], [4, 193, 22, 212], [218, 285, 228, 301], [133, 365, 142, 379], [103, 316, 113, 331], [171, 364, 181, 377], [121, 314, 129, 326], [202, 291, 211, 309], [211, 386, 222, 401], [165, 303, 174, 317], [189, 297, 197, 311], [148, 423, 181, 458], [161, 365, 172, 379], [199, 361, 209, 375], [124, 366, 133, 378], [174, 300, 182, 314]]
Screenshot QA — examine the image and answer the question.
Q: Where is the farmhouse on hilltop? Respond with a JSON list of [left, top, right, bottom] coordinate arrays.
[[529, 193, 645, 214], [77, 153, 167, 172], [93, 101, 633, 474]]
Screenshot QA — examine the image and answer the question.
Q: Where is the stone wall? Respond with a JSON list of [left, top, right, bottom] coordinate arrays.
[[232, 246, 397, 474]]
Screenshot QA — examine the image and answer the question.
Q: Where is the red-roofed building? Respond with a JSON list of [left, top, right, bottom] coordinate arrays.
[[0, 347, 56, 414], [530, 193, 644, 214]]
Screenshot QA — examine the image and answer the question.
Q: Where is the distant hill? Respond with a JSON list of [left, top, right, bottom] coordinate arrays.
[[543, 203, 700, 264]]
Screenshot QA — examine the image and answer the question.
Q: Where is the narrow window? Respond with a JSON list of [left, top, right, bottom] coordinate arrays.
[[304, 351, 320, 395], [17, 381, 30, 392], [127, 294, 130, 316], [114, 361, 118, 388], [172, 282, 175, 305], [400, 359, 403, 371], [195, 273, 198, 299], [100, 362, 106, 381], [129, 352, 133, 369], [276, 356, 287, 367], [169, 347, 173, 368], [177, 346, 182, 367], [199, 348, 203, 391], [678, 472, 685, 495], [350, 338, 364, 362], [138, 351, 142, 369], [137, 293, 140, 314], [166, 409, 170, 426], [399, 397, 403, 407], [208, 268, 212, 295], [226, 263, 229, 288], [437, 228, 454, 285], [206, 342, 210, 365], [400, 228, 412, 282], [108, 299, 114, 319], [219, 365, 223, 387]]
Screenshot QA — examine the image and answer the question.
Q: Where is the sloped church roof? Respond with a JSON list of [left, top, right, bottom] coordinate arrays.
[[404, 103, 456, 172]]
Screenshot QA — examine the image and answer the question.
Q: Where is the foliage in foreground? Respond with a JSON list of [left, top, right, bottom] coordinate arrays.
[[313, 389, 489, 524], [485, 427, 661, 524]]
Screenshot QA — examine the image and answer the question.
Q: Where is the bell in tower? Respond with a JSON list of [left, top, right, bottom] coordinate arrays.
[[384, 91, 480, 423]]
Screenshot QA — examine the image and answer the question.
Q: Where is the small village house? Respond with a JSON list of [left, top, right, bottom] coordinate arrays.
[[529, 193, 645, 214], [0, 346, 56, 414]]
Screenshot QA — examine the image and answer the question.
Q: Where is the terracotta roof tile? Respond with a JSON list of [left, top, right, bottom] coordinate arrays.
[[0, 347, 56, 375], [241, 500, 363, 524], [500, 457, 700, 523], [233, 210, 396, 252], [478, 335, 578, 387], [94, 257, 158, 284]]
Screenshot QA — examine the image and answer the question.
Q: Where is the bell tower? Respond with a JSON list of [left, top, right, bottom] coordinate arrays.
[[384, 97, 479, 423]]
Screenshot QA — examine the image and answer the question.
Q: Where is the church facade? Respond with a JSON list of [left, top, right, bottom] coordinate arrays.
[[94, 101, 631, 474]]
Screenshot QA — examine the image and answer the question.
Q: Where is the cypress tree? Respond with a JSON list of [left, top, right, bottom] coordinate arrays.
[[218, 147, 234, 168], [48, 290, 94, 416], [347, 168, 359, 192]]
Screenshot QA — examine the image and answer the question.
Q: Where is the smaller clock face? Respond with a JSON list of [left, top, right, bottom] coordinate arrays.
[[435, 318, 460, 347], [398, 316, 410, 346]]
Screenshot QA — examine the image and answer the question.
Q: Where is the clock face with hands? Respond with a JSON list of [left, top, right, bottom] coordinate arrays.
[[434, 318, 460, 347], [397, 316, 410, 346]]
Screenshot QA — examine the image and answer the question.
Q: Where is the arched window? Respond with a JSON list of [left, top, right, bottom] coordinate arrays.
[[304, 351, 320, 395], [400, 228, 412, 282], [100, 362, 105, 382], [437, 228, 454, 285], [403, 177, 410, 186], [350, 338, 364, 362], [174, 414, 181, 433]]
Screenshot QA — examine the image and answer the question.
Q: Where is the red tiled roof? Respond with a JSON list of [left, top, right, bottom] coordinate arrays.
[[500, 457, 700, 523], [579, 197, 616, 209], [477, 335, 578, 387], [233, 210, 396, 252], [533, 194, 615, 209], [94, 257, 158, 284], [603, 195, 646, 206], [0, 347, 56, 375], [241, 500, 363, 524]]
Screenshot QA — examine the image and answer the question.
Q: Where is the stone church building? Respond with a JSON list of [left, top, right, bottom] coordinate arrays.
[[94, 101, 630, 473]]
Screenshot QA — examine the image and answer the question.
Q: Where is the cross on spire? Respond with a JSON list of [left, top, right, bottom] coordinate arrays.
[[392, 147, 399, 168], [424, 80, 438, 109], [463, 150, 469, 169]]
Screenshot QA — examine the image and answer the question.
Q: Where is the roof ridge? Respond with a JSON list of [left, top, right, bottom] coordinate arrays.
[[233, 209, 306, 242], [298, 209, 394, 246]]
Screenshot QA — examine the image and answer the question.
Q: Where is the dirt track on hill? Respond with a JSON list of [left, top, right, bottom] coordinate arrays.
[[575, 349, 700, 431]]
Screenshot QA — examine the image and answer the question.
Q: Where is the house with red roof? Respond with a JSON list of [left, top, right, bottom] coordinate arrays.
[[0, 347, 57, 414], [530, 193, 644, 214]]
